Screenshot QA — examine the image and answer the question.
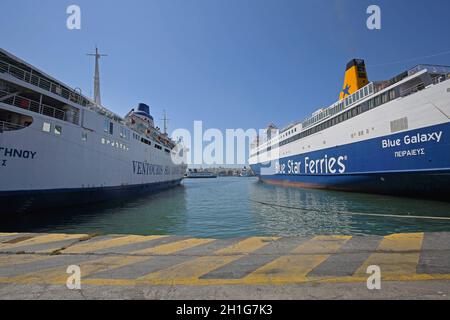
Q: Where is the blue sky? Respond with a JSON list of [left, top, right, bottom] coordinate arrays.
[[2, 0, 450, 164]]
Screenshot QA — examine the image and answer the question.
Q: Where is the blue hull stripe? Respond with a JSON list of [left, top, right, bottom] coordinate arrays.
[[251, 122, 450, 199]]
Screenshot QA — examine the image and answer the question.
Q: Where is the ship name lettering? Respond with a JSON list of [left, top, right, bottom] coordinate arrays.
[[404, 131, 442, 145], [0, 147, 37, 160], [304, 155, 347, 174], [382, 131, 442, 149], [382, 139, 401, 148], [287, 160, 301, 174], [132, 161, 171, 175], [394, 148, 425, 158]]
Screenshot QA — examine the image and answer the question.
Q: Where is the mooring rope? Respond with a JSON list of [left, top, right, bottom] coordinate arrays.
[[250, 199, 450, 221]]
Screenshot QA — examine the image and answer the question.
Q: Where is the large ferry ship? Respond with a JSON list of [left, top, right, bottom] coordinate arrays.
[[0, 48, 187, 213], [249, 59, 450, 199]]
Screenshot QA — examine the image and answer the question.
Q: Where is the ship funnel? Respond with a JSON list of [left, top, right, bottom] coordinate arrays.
[[339, 59, 369, 100], [137, 103, 150, 116]]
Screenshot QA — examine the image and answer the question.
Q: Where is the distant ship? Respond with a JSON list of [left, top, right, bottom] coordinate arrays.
[[249, 59, 450, 199], [0, 48, 187, 213], [185, 169, 217, 178]]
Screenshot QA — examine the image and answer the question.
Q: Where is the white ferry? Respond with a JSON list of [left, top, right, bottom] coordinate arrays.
[[185, 169, 217, 179], [0, 48, 187, 213], [249, 59, 450, 200]]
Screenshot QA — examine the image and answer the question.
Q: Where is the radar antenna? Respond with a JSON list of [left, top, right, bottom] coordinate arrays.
[[86, 47, 107, 106]]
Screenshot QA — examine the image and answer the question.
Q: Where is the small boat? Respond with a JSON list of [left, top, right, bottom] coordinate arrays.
[[185, 169, 217, 178]]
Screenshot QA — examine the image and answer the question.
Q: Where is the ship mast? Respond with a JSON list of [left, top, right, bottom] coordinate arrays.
[[86, 47, 107, 106], [161, 109, 170, 135]]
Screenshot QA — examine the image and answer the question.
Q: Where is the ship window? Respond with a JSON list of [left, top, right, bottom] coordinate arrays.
[[54, 125, 62, 135], [82, 131, 88, 141], [101, 138, 105, 144], [109, 122, 114, 135], [42, 122, 51, 132], [374, 96, 381, 107], [104, 118, 109, 133], [389, 89, 396, 100]]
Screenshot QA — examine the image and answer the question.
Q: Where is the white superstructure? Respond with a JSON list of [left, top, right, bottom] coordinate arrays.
[[0, 48, 186, 213]]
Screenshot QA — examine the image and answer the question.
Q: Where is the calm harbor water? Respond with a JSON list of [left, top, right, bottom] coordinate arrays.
[[3, 177, 450, 238]]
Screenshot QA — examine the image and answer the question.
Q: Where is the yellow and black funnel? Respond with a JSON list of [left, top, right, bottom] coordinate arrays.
[[339, 59, 369, 100]]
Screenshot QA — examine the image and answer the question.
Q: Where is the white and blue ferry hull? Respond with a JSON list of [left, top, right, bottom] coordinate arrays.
[[251, 123, 450, 199], [250, 79, 450, 199]]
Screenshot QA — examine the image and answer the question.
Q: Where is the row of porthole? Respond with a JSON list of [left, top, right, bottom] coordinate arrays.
[[101, 137, 130, 151]]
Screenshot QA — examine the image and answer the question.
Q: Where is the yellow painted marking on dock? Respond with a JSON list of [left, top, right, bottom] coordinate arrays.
[[0, 233, 18, 237], [0, 254, 54, 267], [132, 238, 215, 255], [0, 232, 448, 287], [245, 255, 328, 283], [243, 235, 350, 283], [2, 272, 450, 287], [62, 235, 166, 254], [138, 255, 242, 282], [11, 255, 153, 284], [291, 235, 352, 254], [0, 233, 86, 250], [214, 237, 279, 255], [355, 233, 424, 276], [136, 237, 276, 282]]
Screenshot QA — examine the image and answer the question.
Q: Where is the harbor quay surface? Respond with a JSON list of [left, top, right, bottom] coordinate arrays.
[[0, 231, 449, 299]]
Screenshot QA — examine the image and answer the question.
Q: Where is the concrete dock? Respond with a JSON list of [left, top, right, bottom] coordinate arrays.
[[0, 231, 449, 299]]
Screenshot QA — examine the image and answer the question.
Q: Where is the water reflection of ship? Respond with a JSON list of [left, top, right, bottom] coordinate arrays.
[[1, 185, 188, 235], [248, 182, 450, 236]]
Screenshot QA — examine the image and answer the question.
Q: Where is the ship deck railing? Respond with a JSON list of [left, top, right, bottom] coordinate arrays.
[[0, 58, 127, 125], [0, 59, 89, 108], [0, 120, 26, 133], [0, 90, 79, 125], [400, 74, 449, 97]]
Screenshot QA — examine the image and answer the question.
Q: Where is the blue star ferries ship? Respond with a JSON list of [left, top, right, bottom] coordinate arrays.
[[249, 59, 450, 200], [0, 48, 187, 213]]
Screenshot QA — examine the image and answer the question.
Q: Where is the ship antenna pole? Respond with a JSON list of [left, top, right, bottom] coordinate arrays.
[[86, 47, 108, 106], [161, 109, 170, 135]]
